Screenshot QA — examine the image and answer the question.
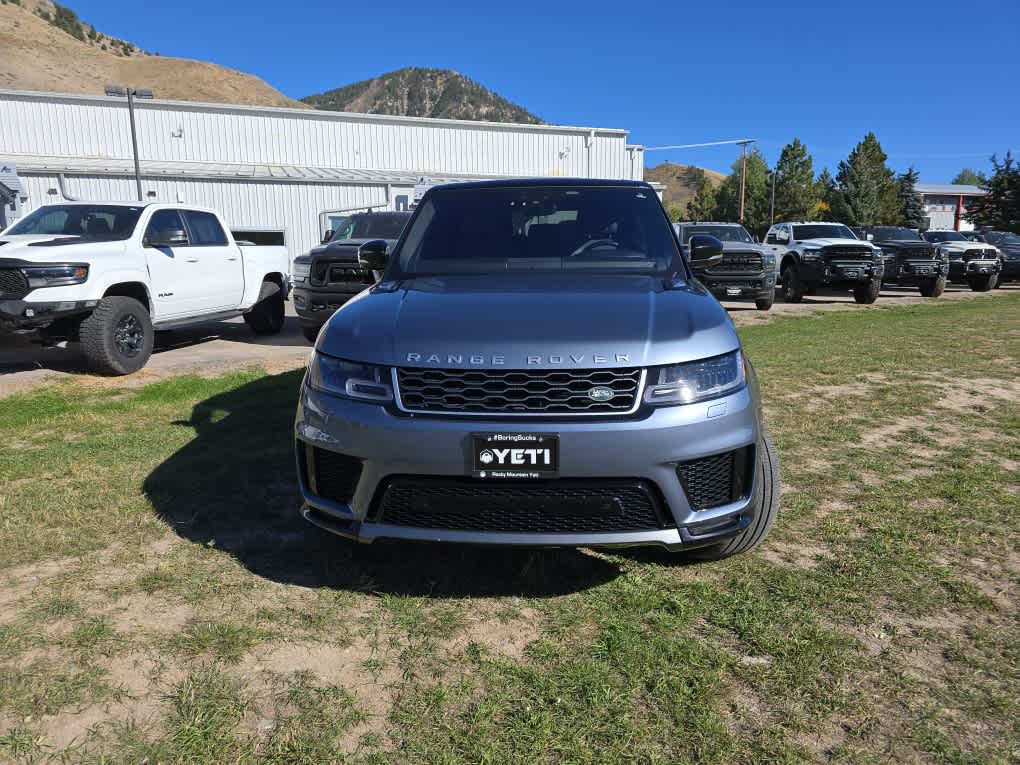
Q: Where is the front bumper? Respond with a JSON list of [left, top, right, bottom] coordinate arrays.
[[292, 284, 365, 326], [294, 379, 762, 550], [882, 260, 947, 285], [0, 298, 97, 331], [703, 272, 776, 300], [799, 259, 883, 286], [948, 260, 1000, 281]]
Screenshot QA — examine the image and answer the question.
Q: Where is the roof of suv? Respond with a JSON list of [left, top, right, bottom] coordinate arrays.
[[428, 177, 654, 192], [677, 221, 745, 227]]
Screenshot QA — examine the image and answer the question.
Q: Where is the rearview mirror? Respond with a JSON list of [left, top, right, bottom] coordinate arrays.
[[147, 229, 188, 247], [687, 234, 724, 269], [358, 239, 389, 271]]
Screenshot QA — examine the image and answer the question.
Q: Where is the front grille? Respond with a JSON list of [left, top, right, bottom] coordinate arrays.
[[676, 447, 753, 510], [372, 477, 673, 533], [708, 251, 763, 273], [395, 366, 644, 415], [823, 245, 872, 261], [0, 268, 29, 300], [963, 248, 996, 260], [901, 246, 934, 259], [302, 444, 363, 504]]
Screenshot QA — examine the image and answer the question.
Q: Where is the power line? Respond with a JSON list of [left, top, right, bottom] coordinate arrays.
[[645, 138, 757, 151]]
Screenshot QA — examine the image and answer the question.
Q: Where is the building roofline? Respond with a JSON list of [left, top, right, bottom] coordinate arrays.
[[0, 88, 630, 137]]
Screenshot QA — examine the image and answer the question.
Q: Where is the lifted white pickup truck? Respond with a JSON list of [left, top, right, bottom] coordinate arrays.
[[0, 202, 290, 374]]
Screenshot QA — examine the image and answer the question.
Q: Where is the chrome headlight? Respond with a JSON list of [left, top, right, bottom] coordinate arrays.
[[292, 261, 311, 283], [762, 252, 776, 267], [801, 248, 822, 260], [872, 249, 883, 262], [644, 350, 746, 406], [22, 264, 89, 289], [306, 352, 392, 402]]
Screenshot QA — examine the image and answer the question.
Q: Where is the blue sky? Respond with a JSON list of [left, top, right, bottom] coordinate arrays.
[[75, 0, 1018, 182]]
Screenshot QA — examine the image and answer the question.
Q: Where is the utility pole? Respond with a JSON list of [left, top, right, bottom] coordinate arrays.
[[105, 85, 154, 201], [769, 168, 778, 225], [736, 139, 754, 223]]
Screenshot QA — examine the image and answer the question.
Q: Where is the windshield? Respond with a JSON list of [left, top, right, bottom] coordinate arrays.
[[792, 224, 857, 240], [680, 224, 753, 244], [869, 227, 922, 241], [923, 231, 967, 243], [7, 204, 143, 240], [332, 214, 409, 241], [396, 186, 681, 276]]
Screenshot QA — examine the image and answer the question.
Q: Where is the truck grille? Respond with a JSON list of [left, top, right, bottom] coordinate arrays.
[[963, 248, 996, 260], [900, 246, 934, 259], [823, 245, 872, 261], [676, 447, 753, 510], [0, 268, 29, 300], [371, 477, 674, 533], [311, 261, 374, 286], [395, 366, 644, 416], [707, 251, 764, 274]]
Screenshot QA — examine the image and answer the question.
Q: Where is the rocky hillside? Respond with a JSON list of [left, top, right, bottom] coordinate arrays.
[[303, 68, 541, 124], [645, 162, 727, 211], [0, 0, 305, 107]]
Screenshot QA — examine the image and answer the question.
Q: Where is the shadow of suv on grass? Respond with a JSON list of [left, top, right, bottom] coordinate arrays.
[[143, 370, 619, 598]]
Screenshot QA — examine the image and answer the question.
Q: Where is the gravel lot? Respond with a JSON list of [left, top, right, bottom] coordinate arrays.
[[1, 284, 1016, 396]]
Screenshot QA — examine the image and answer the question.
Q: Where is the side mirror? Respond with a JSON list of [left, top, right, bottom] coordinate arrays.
[[321, 230, 334, 243], [147, 229, 188, 247], [358, 239, 389, 271], [687, 234, 724, 269]]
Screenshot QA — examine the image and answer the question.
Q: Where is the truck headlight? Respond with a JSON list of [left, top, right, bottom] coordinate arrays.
[[292, 261, 311, 283], [762, 253, 776, 268], [306, 352, 392, 402], [644, 350, 746, 406], [22, 264, 89, 288], [801, 249, 822, 260]]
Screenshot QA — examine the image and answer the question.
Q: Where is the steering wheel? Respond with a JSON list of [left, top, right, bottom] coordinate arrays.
[[570, 238, 620, 257]]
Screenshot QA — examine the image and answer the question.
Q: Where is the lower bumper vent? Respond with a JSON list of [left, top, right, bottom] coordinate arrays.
[[372, 478, 673, 533], [302, 444, 363, 505], [676, 447, 753, 510]]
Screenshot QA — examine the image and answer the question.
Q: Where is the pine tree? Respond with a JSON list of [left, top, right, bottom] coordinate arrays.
[[813, 168, 843, 221], [964, 152, 1020, 233], [686, 177, 718, 221], [773, 138, 818, 221], [711, 148, 770, 236], [952, 168, 987, 186], [898, 167, 925, 229], [834, 133, 900, 226]]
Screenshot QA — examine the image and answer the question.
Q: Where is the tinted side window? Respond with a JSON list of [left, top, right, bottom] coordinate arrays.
[[184, 211, 228, 246], [145, 210, 187, 243]]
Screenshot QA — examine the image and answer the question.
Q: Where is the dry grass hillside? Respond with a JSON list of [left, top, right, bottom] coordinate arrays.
[[0, 0, 305, 107], [645, 162, 727, 211]]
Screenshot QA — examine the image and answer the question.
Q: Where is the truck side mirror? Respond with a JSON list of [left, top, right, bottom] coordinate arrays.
[[147, 229, 188, 247], [321, 230, 334, 243], [687, 234, 724, 269], [358, 239, 389, 271]]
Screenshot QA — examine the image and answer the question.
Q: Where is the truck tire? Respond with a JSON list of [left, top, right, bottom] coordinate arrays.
[[79, 296, 154, 375], [682, 426, 780, 562], [781, 264, 804, 303], [853, 278, 881, 304], [244, 280, 285, 335], [754, 292, 774, 311], [302, 325, 321, 343], [967, 274, 994, 292], [919, 275, 946, 298]]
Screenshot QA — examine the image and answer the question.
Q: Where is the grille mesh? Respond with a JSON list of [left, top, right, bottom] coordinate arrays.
[[304, 445, 363, 504], [0, 269, 29, 300], [373, 478, 673, 533], [708, 251, 764, 273], [396, 367, 643, 415], [676, 447, 753, 510], [823, 246, 872, 261]]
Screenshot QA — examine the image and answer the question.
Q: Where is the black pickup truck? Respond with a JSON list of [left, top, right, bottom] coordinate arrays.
[[675, 222, 777, 310], [860, 226, 947, 297], [293, 211, 411, 341]]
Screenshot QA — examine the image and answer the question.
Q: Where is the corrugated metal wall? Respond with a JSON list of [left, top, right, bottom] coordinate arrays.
[[2, 91, 638, 180]]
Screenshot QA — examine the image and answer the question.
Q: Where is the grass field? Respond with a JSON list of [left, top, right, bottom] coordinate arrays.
[[0, 294, 1018, 764]]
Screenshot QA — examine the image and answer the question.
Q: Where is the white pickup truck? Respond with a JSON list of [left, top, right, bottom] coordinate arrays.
[[0, 202, 290, 374]]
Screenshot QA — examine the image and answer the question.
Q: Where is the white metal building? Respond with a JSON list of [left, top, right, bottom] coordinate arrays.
[[0, 89, 645, 258], [916, 183, 986, 232]]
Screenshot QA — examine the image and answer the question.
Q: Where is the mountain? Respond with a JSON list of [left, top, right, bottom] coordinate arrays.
[[0, 0, 305, 107], [644, 162, 727, 210], [302, 68, 542, 124]]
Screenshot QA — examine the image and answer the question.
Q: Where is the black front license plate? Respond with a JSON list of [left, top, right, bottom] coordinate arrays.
[[471, 433, 559, 479], [843, 269, 859, 279]]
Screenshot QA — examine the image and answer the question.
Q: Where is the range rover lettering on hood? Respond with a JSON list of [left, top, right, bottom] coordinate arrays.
[[405, 352, 632, 366]]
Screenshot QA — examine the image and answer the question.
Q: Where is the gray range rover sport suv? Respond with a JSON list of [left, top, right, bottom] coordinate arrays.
[[294, 179, 779, 560]]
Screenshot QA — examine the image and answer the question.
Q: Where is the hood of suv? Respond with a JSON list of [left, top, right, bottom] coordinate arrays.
[[317, 274, 740, 369]]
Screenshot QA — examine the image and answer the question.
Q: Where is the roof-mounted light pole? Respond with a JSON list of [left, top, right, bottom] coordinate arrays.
[[104, 85, 154, 201]]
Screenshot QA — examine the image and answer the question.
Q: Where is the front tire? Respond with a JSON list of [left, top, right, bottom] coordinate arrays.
[[754, 292, 774, 311], [781, 264, 804, 303], [244, 280, 285, 335], [968, 274, 994, 292], [79, 296, 154, 375], [853, 278, 881, 304], [681, 427, 780, 562], [919, 275, 946, 298]]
